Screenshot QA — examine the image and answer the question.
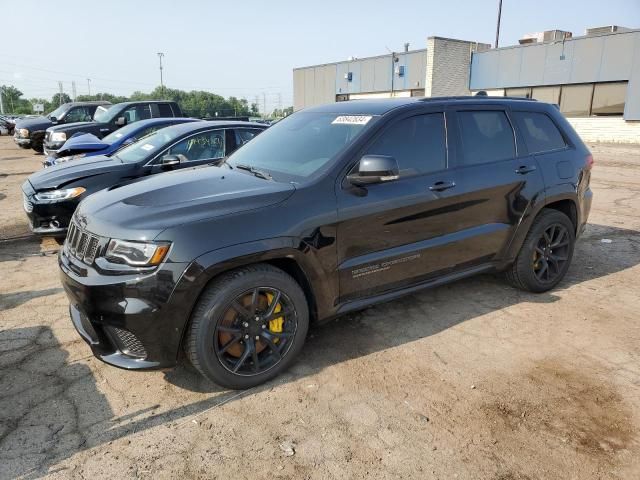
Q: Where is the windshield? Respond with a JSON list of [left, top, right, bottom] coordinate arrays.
[[46, 105, 68, 120], [93, 105, 115, 122], [103, 120, 149, 144], [227, 112, 376, 182], [115, 126, 183, 163]]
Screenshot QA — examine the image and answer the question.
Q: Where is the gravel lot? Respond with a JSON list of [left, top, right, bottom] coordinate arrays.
[[1, 135, 639, 479]]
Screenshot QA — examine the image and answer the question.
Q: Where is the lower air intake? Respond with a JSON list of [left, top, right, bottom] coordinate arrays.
[[109, 327, 147, 358]]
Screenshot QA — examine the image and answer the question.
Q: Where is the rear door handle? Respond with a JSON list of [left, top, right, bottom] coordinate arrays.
[[515, 165, 537, 175], [429, 181, 456, 192]]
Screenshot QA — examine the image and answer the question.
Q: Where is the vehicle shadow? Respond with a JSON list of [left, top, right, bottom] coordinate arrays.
[[0, 223, 637, 478], [0, 235, 60, 264], [0, 288, 63, 311]]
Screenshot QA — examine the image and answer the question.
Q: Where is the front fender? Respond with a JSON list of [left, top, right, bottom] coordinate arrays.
[[173, 236, 338, 354]]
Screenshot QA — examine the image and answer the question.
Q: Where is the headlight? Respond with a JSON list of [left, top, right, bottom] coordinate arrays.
[[19, 128, 30, 138], [56, 153, 85, 164], [50, 132, 67, 142], [105, 239, 170, 266], [34, 187, 86, 201]]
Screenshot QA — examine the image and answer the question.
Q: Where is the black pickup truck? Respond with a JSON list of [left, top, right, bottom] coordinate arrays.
[[43, 100, 183, 156], [13, 101, 111, 152]]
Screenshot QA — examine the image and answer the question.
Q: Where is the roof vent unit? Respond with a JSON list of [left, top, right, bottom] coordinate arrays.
[[395, 65, 405, 77], [519, 30, 571, 45], [586, 25, 632, 36]]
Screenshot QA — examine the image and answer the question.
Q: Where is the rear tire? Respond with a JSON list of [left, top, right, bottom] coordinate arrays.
[[506, 209, 575, 293], [185, 264, 309, 389]]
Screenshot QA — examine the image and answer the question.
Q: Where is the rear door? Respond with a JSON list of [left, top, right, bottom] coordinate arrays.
[[336, 110, 473, 302], [447, 105, 545, 264]]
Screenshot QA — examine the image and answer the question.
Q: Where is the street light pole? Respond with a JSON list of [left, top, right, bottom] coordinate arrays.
[[157, 52, 165, 96], [87, 78, 91, 97], [495, 0, 503, 49]]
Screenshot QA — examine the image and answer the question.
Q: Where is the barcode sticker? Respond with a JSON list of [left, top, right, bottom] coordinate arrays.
[[332, 115, 372, 125]]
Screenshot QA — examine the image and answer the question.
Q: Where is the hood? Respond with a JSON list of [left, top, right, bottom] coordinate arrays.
[[15, 116, 52, 132], [47, 121, 102, 134], [75, 166, 296, 238], [28, 155, 124, 190], [57, 133, 109, 155]]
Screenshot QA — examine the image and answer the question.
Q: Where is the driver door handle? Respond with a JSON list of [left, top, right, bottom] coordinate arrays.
[[516, 165, 537, 175], [429, 181, 456, 192]]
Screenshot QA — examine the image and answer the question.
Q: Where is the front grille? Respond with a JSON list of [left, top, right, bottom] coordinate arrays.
[[109, 327, 147, 358], [65, 221, 104, 265], [23, 193, 33, 213]]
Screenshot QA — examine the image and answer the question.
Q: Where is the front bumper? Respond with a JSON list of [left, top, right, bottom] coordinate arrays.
[[21, 182, 76, 235], [59, 246, 196, 370], [14, 133, 32, 148]]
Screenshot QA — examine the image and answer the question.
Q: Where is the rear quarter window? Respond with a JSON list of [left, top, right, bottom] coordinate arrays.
[[514, 111, 566, 154], [157, 103, 174, 117]]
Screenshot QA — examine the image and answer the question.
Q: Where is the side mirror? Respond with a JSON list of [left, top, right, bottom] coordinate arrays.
[[50, 116, 58, 123], [115, 116, 127, 126], [347, 155, 399, 186], [160, 154, 180, 168]]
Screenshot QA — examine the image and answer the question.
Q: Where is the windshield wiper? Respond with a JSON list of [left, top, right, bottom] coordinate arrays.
[[235, 164, 272, 180]]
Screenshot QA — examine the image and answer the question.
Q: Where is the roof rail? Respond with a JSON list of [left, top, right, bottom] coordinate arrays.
[[418, 96, 537, 102]]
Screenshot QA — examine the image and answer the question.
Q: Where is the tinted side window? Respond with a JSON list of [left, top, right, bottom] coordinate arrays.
[[458, 111, 515, 165], [122, 104, 152, 123], [365, 113, 446, 176], [157, 103, 174, 117], [64, 107, 92, 123], [235, 128, 262, 146], [167, 130, 225, 162], [513, 111, 566, 154]]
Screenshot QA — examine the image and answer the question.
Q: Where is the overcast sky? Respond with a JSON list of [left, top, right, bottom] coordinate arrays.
[[1, 0, 639, 112]]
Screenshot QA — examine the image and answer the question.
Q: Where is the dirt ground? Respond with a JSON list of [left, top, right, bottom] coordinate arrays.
[[0, 134, 639, 480]]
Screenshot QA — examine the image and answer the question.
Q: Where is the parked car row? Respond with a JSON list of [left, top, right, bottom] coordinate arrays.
[[13, 99, 182, 153], [21, 96, 593, 390]]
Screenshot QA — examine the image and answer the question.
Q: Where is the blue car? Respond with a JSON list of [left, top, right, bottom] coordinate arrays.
[[43, 117, 197, 167]]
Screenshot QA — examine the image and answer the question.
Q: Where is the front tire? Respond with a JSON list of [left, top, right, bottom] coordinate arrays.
[[185, 264, 309, 389], [506, 209, 575, 293]]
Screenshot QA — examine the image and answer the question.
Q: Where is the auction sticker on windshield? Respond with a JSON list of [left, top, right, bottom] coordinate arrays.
[[332, 115, 372, 125], [140, 144, 155, 151]]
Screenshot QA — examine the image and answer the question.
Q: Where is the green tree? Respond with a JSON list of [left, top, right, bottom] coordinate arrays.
[[1, 85, 24, 113]]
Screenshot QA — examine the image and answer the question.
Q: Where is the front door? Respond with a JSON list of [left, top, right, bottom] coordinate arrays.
[[336, 111, 469, 303]]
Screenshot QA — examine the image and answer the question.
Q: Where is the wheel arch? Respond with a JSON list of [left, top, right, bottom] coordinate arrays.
[[175, 239, 332, 360], [502, 193, 579, 267]]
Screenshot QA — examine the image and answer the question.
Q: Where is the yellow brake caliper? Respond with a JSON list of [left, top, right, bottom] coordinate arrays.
[[265, 292, 283, 342]]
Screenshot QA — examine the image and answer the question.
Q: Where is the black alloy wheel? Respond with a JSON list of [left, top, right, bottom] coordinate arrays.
[[214, 287, 298, 376], [506, 208, 575, 293], [185, 264, 309, 389], [532, 223, 570, 283]]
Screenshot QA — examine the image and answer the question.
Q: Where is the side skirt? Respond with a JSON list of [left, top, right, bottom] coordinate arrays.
[[332, 263, 496, 319]]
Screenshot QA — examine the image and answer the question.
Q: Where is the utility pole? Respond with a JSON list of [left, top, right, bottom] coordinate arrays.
[[157, 52, 165, 96], [0, 86, 4, 115], [262, 92, 267, 118], [254, 95, 260, 116], [495, 0, 503, 48], [87, 78, 91, 97], [72, 81, 77, 101], [58, 81, 64, 106]]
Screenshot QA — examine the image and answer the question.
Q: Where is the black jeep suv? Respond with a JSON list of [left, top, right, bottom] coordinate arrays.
[[59, 97, 593, 389]]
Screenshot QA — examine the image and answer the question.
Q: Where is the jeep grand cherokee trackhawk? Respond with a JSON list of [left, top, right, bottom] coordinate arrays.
[[59, 97, 593, 389]]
